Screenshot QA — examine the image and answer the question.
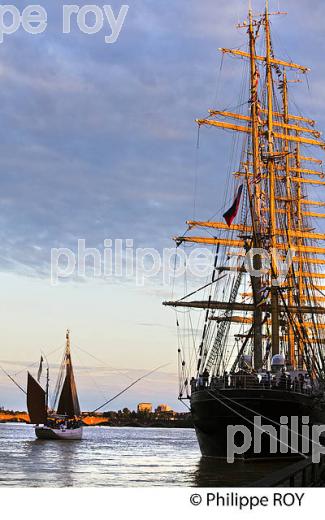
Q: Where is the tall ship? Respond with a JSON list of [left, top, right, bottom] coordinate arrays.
[[27, 330, 83, 440], [164, 1, 325, 459]]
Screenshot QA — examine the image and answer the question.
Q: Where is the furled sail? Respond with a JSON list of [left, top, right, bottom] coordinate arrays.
[[56, 334, 80, 417], [27, 372, 47, 424]]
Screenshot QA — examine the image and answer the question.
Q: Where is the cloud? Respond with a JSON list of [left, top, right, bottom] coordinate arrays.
[[0, 0, 250, 277]]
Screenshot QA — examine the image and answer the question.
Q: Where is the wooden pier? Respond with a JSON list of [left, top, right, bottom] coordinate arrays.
[[254, 456, 325, 487]]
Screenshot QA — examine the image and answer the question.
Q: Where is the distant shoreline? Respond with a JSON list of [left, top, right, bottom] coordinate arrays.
[[0, 411, 194, 429]]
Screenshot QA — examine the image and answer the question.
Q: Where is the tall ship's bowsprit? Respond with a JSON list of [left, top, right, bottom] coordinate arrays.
[[27, 330, 83, 440], [164, 2, 325, 459]]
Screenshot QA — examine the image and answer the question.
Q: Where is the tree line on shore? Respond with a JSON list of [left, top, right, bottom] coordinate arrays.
[[0, 407, 193, 428]]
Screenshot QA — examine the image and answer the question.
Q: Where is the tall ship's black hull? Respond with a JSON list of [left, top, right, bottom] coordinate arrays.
[[191, 389, 325, 459]]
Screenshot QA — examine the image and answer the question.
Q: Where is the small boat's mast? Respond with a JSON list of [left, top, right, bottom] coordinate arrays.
[[265, 0, 280, 355], [66, 329, 71, 358], [46, 367, 49, 412], [64, 329, 72, 377]]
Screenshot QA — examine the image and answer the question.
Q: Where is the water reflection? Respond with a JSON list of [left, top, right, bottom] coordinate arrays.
[[23, 439, 79, 487], [0, 424, 297, 487], [192, 456, 293, 487]]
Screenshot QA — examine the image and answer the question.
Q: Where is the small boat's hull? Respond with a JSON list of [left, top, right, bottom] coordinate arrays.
[[35, 426, 83, 440]]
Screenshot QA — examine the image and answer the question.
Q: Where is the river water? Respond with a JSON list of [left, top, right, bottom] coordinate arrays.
[[0, 423, 289, 487]]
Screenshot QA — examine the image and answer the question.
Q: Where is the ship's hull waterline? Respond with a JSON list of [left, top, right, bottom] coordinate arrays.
[[35, 426, 83, 440], [191, 389, 325, 459]]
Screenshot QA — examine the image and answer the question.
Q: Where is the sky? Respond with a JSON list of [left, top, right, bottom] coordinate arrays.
[[1, 0, 325, 411]]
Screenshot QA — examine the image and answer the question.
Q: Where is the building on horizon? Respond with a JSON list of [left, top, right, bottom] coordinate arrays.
[[137, 403, 153, 413], [155, 404, 173, 413]]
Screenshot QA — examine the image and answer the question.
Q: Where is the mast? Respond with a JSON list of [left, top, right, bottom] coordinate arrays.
[[265, 0, 280, 355], [66, 328, 71, 357], [248, 6, 263, 369], [46, 367, 49, 413], [295, 140, 305, 369], [56, 329, 81, 417], [282, 71, 295, 367]]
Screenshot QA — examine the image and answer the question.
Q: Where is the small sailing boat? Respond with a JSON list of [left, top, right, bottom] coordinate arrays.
[[27, 330, 83, 440]]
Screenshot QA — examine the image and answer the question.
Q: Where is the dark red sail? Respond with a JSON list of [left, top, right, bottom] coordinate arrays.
[[57, 349, 80, 417], [27, 372, 47, 424]]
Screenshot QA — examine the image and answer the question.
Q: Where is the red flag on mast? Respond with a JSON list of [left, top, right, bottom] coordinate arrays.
[[223, 185, 243, 227]]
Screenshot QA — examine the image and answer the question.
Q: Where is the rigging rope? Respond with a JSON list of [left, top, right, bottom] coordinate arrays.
[[0, 365, 26, 395], [89, 363, 170, 414]]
